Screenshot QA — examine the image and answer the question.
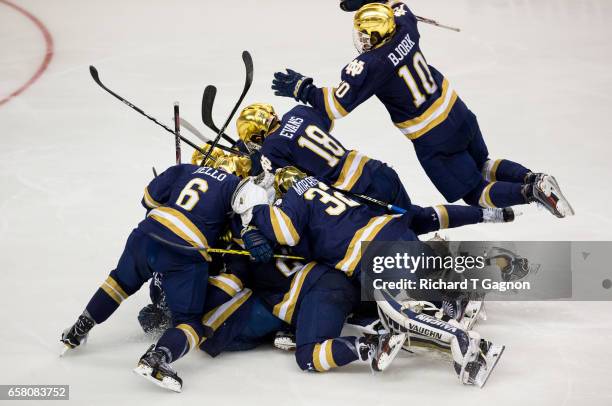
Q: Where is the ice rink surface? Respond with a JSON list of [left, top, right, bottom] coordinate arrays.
[[1, 0, 612, 404]]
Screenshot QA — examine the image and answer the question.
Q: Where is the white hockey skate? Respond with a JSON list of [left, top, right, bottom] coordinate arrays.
[[358, 333, 407, 372], [273, 330, 296, 351], [453, 333, 505, 388]]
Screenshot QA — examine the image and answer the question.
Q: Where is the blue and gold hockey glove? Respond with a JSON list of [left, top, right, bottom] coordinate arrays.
[[241, 226, 274, 263], [272, 69, 314, 103], [339, 0, 381, 12]]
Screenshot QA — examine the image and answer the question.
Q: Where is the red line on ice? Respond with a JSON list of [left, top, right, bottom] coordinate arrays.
[[0, 0, 54, 107]]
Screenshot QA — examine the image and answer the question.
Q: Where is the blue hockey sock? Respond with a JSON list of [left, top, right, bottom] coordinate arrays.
[[483, 159, 530, 183], [481, 182, 527, 208], [85, 274, 131, 324], [155, 323, 204, 362], [296, 337, 359, 371]]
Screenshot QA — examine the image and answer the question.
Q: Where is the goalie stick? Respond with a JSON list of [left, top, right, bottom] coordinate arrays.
[[88, 66, 214, 161], [200, 50, 254, 166]]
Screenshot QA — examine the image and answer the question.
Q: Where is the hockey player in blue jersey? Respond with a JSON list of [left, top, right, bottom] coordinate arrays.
[[235, 102, 411, 211], [59, 161, 260, 392], [236, 166, 515, 277], [271, 1, 574, 219], [233, 167, 508, 382]]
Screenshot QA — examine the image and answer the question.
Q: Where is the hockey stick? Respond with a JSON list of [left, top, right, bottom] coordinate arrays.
[[332, 187, 408, 214], [152, 166, 158, 177], [148, 232, 304, 260], [200, 50, 253, 166], [205, 114, 406, 213], [415, 15, 460, 32], [179, 117, 247, 157], [201, 85, 238, 146], [173, 102, 181, 163], [89, 66, 215, 161]]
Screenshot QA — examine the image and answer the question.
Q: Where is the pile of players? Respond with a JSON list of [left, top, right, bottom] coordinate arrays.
[[60, 0, 573, 393]]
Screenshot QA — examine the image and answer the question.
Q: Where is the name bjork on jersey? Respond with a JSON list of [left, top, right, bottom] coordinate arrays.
[[192, 166, 227, 181], [280, 116, 304, 139], [387, 33, 416, 66]]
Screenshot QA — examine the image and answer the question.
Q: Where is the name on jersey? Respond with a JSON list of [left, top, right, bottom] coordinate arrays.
[[387, 33, 416, 67], [292, 176, 319, 196], [279, 116, 304, 139], [192, 166, 227, 181]]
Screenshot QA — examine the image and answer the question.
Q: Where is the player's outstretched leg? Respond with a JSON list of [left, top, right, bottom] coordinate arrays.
[[60, 230, 153, 355]]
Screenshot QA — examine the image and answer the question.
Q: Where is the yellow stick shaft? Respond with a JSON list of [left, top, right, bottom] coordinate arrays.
[[207, 247, 304, 260]]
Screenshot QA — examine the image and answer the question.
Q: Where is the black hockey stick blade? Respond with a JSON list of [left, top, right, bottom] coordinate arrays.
[[89, 65, 217, 162], [201, 85, 236, 146], [200, 50, 254, 165], [201, 85, 218, 130]]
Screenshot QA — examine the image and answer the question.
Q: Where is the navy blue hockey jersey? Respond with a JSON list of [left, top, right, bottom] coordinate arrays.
[[140, 164, 240, 261], [306, 2, 469, 144], [260, 104, 383, 195]]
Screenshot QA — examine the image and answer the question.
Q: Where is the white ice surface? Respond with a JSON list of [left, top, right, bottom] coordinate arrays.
[[1, 0, 611, 404]]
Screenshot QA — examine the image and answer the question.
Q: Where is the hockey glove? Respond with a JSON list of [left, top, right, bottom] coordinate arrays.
[[272, 69, 314, 103], [339, 0, 382, 12], [241, 226, 274, 263], [138, 304, 171, 334]]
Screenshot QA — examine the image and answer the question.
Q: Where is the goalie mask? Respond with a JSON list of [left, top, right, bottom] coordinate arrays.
[[236, 103, 279, 152], [274, 166, 307, 199], [353, 3, 396, 54]]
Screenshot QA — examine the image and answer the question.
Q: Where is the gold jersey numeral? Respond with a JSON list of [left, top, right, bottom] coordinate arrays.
[[176, 178, 209, 211], [297, 125, 346, 168], [398, 51, 439, 108]]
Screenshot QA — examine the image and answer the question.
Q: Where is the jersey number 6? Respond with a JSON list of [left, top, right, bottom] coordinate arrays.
[[176, 178, 209, 211]]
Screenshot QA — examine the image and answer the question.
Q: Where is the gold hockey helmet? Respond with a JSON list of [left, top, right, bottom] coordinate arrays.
[[274, 166, 307, 198], [353, 3, 396, 54], [191, 144, 226, 167], [236, 103, 279, 152], [216, 155, 252, 179]]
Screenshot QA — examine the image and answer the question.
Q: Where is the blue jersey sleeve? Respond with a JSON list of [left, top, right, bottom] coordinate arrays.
[[142, 165, 183, 210], [250, 191, 307, 247], [306, 53, 389, 121], [260, 138, 294, 173], [391, 2, 418, 26]]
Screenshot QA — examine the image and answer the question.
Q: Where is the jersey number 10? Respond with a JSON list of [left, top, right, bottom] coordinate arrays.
[[398, 51, 438, 108]]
